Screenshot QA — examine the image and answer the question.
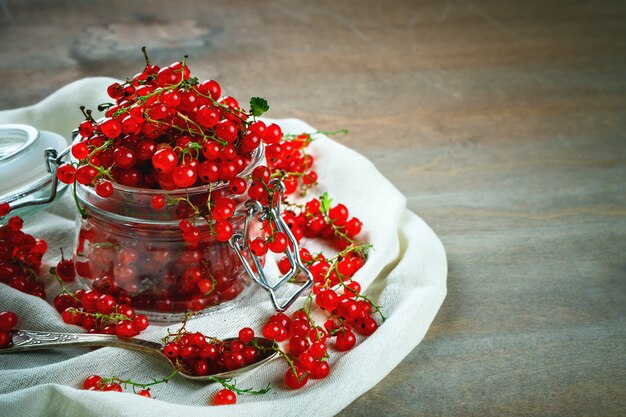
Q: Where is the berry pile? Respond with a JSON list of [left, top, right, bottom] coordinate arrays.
[[276, 192, 364, 276], [161, 317, 267, 377], [54, 289, 149, 338], [47, 252, 150, 338], [75, 221, 254, 314], [59, 50, 276, 201], [260, 284, 382, 392], [0, 310, 18, 347], [261, 311, 329, 388], [0, 212, 48, 299]]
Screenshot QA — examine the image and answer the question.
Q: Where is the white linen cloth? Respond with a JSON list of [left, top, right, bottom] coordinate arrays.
[[0, 78, 447, 417]]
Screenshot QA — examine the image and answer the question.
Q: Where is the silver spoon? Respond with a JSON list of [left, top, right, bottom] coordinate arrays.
[[0, 329, 278, 381]]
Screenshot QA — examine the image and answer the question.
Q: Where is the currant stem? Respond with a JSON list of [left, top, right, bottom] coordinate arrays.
[[101, 369, 178, 391], [207, 376, 271, 395], [194, 90, 248, 124], [282, 129, 349, 139], [79, 106, 96, 123], [88, 139, 114, 159], [141, 46, 150, 66], [272, 341, 307, 382], [162, 310, 194, 343], [72, 178, 90, 219], [175, 112, 228, 147], [334, 273, 386, 322], [67, 307, 133, 323]]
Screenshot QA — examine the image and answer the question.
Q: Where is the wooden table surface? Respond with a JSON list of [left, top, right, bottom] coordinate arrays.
[[1, 0, 625, 415]]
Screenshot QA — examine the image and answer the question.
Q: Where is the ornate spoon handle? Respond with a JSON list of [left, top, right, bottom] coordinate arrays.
[[1, 330, 164, 356]]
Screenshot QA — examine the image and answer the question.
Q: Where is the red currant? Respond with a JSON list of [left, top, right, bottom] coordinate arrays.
[[132, 314, 149, 331], [113, 146, 137, 169], [213, 220, 233, 242], [310, 360, 330, 379], [96, 294, 116, 314], [0, 311, 18, 331], [238, 327, 254, 343], [172, 164, 198, 188], [115, 321, 137, 338], [72, 142, 89, 160], [95, 180, 114, 198], [198, 79, 221, 101], [268, 232, 288, 253], [152, 148, 178, 174], [100, 118, 122, 139], [228, 178, 247, 195], [329, 204, 349, 226], [75, 165, 98, 185], [0, 331, 10, 348], [264, 123, 282, 144], [151, 195, 166, 210], [79, 121, 94, 137], [249, 238, 268, 256], [196, 105, 220, 128], [215, 120, 238, 143], [345, 217, 362, 236], [56, 258, 76, 282], [212, 389, 236, 405], [57, 164, 76, 184], [82, 375, 102, 390], [7, 216, 23, 231], [284, 367, 309, 389], [334, 331, 356, 351], [103, 382, 123, 392], [163, 342, 180, 358], [136, 389, 151, 398]]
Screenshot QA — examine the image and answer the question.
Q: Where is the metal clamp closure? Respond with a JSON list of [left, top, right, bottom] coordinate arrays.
[[229, 180, 313, 312], [9, 145, 70, 211]]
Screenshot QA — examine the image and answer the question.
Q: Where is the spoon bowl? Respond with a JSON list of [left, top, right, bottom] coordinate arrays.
[[1, 330, 278, 381]]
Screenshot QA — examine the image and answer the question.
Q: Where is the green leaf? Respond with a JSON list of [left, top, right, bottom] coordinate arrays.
[[320, 192, 333, 214], [250, 97, 270, 117]]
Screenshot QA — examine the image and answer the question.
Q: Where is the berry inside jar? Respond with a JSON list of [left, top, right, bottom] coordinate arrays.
[[60, 50, 281, 320]]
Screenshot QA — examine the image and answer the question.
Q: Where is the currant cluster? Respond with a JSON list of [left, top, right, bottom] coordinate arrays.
[[266, 133, 318, 195], [58, 49, 275, 228], [252, 194, 380, 392], [82, 374, 143, 395], [81, 367, 260, 406], [54, 286, 149, 337], [0, 210, 48, 299], [82, 370, 177, 398], [0, 310, 18, 347], [260, 311, 330, 389], [161, 320, 262, 376], [312, 244, 383, 346]]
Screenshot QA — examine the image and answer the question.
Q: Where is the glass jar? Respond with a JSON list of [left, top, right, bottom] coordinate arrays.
[[3, 124, 313, 322], [72, 146, 265, 322]]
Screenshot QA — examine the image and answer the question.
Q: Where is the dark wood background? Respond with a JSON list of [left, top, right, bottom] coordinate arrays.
[[1, 0, 625, 415]]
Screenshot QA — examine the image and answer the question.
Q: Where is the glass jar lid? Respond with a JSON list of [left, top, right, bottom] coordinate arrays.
[[0, 124, 69, 216]]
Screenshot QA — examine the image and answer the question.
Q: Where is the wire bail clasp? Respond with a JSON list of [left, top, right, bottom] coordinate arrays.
[[228, 179, 313, 312]]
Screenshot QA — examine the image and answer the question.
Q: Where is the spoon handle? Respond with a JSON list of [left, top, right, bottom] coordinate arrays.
[[1, 330, 163, 354]]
